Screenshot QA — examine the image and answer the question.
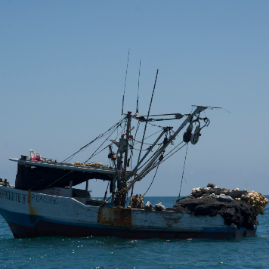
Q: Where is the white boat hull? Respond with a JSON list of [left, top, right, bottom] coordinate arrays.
[[0, 186, 256, 239]]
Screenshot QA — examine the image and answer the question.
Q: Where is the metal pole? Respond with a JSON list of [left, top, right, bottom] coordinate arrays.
[[120, 111, 132, 206], [85, 180, 89, 202], [123, 111, 132, 180]]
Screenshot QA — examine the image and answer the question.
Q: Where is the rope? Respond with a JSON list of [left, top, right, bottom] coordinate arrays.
[[87, 144, 110, 161], [129, 121, 140, 158], [149, 122, 165, 128], [160, 141, 185, 163], [48, 119, 125, 194], [45, 171, 73, 189], [178, 143, 189, 200], [133, 129, 163, 145], [138, 74, 159, 149], [140, 141, 185, 173], [142, 164, 159, 197], [131, 147, 148, 151], [137, 69, 159, 164], [83, 125, 118, 164], [103, 181, 110, 202], [132, 143, 163, 175], [62, 117, 125, 163], [29, 178, 44, 190], [131, 70, 159, 197], [103, 142, 187, 204], [130, 121, 141, 197], [116, 141, 187, 199]]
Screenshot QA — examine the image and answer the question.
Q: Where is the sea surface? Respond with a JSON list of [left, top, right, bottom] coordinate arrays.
[[0, 196, 268, 269]]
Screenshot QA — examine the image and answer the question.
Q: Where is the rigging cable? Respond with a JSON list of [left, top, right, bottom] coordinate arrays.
[[62, 117, 125, 163], [142, 164, 160, 197], [87, 122, 126, 161], [137, 142, 187, 189], [121, 49, 130, 115], [128, 143, 163, 186], [160, 141, 185, 163], [178, 143, 189, 201], [134, 143, 163, 174], [131, 69, 159, 197], [86, 143, 110, 161], [84, 120, 124, 164], [137, 69, 159, 168], [135, 140, 185, 179], [130, 120, 141, 197], [136, 60, 141, 115], [113, 148, 162, 200], [133, 129, 163, 145], [149, 142, 186, 172], [127, 140, 187, 196], [130, 121, 141, 154], [103, 181, 110, 202], [149, 122, 165, 128], [45, 171, 73, 189]]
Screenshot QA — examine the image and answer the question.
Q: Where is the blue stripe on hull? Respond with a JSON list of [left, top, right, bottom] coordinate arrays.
[[0, 207, 43, 227], [0, 208, 256, 239]]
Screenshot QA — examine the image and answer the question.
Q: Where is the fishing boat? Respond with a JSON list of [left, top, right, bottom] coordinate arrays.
[[0, 70, 263, 239]]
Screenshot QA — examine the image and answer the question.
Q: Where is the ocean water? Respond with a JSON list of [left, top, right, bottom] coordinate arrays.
[[0, 196, 268, 269]]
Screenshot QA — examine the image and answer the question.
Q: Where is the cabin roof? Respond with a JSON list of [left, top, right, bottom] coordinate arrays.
[[10, 158, 117, 190], [10, 158, 116, 175]]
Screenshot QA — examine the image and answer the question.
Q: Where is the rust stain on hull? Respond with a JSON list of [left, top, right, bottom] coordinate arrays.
[[98, 207, 131, 227], [27, 190, 38, 216]]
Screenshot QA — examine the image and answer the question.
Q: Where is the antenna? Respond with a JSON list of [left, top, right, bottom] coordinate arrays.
[[131, 69, 159, 197], [137, 69, 159, 169], [121, 49, 130, 115], [136, 60, 141, 115]]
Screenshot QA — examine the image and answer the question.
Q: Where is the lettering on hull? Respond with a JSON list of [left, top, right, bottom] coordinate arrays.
[[0, 190, 27, 204], [0, 188, 59, 205]]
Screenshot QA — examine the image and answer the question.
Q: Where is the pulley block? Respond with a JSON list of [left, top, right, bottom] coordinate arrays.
[[183, 123, 193, 143], [191, 125, 200, 145]]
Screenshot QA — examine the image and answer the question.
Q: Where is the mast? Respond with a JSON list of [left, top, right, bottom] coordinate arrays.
[[116, 111, 132, 206], [127, 127, 168, 180], [123, 111, 132, 179]]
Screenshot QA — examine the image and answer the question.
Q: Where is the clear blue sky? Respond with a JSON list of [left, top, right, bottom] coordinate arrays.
[[0, 1, 269, 197]]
